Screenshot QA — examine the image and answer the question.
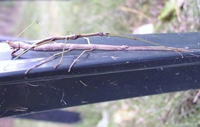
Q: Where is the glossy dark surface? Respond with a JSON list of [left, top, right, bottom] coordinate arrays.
[[0, 33, 200, 118]]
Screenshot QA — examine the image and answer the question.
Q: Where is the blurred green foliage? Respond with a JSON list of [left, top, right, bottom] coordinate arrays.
[[158, 0, 176, 22]]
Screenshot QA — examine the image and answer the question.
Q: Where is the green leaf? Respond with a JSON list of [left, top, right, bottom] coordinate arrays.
[[158, 0, 176, 22]]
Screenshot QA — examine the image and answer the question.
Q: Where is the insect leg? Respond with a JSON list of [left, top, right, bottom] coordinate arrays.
[[68, 49, 93, 72], [25, 49, 71, 74], [68, 37, 92, 72], [54, 39, 68, 68]]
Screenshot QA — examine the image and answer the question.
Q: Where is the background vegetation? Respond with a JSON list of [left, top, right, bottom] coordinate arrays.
[[0, 0, 200, 127]]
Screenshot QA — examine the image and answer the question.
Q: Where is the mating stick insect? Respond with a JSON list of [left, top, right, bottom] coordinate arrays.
[[3, 21, 196, 75]]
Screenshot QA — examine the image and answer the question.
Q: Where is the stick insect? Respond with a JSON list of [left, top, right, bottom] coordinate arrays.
[[3, 20, 197, 75]]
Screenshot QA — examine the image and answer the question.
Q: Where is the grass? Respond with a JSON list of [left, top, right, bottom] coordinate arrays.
[[1, 0, 200, 127]]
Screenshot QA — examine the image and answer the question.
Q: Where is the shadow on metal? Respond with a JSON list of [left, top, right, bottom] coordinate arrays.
[[15, 110, 81, 124]]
